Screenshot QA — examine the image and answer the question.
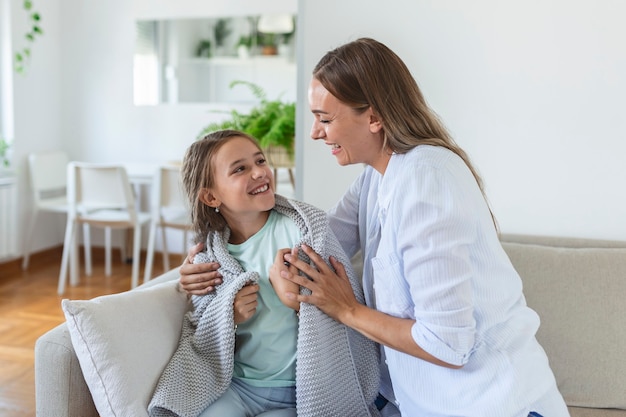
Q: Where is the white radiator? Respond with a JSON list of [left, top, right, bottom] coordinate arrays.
[[0, 175, 17, 260]]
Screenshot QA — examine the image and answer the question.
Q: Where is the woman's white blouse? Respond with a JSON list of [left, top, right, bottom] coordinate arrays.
[[328, 145, 562, 417]]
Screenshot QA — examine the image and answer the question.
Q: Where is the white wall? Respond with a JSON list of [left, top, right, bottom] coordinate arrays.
[[6, 0, 626, 261], [132, 0, 296, 21], [297, 0, 626, 240], [10, 0, 65, 252]]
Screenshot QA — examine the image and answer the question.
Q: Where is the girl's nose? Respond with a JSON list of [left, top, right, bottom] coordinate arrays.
[[252, 165, 266, 179]]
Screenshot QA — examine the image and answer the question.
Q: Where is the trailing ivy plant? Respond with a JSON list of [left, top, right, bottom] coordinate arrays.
[[0, 136, 11, 168], [198, 80, 295, 156], [14, 0, 43, 74]]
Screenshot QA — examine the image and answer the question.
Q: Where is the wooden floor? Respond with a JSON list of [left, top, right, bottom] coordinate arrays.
[[0, 246, 182, 417]]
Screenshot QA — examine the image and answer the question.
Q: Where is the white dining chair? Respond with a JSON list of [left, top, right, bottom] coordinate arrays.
[[22, 151, 92, 271], [57, 162, 151, 295], [143, 165, 192, 282]]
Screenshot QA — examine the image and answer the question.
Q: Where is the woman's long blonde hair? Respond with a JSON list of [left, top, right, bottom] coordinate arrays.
[[313, 37, 495, 226]]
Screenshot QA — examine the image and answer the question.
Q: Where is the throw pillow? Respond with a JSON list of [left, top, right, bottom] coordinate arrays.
[[62, 280, 189, 417]]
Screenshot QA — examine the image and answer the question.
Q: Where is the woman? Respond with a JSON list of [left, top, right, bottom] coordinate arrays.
[[180, 39, 569, 417]]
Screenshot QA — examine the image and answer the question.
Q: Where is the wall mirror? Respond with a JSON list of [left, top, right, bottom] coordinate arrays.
[[133, 14, 297, 106]]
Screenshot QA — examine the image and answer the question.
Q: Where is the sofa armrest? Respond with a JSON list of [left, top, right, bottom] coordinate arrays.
[[35, 323, 98, 417], [35, 267, 182, 417]]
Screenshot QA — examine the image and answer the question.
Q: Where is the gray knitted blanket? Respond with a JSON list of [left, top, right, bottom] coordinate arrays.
[[148, 195, 380, 417]]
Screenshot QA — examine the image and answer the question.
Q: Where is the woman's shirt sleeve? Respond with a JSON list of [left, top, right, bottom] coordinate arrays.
[[385, 162, 481, 366], [327, 171, 366, 259]]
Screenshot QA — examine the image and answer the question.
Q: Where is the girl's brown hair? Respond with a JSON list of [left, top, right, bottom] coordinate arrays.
[[181, 129, 262, 244]]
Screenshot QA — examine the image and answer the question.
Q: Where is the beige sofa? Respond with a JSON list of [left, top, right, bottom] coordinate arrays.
[[35, 234, 626, 416]]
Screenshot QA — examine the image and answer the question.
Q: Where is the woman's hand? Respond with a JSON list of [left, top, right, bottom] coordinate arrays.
[[280, 244, 359, 322], [179, 242, 223, 295], [281, 246, 463, 369], [234, 283, 259, 325], [269, 248, 301, 312]]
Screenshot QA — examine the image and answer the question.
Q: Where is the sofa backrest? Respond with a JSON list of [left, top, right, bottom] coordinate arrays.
[[501, 234, 626, 411]]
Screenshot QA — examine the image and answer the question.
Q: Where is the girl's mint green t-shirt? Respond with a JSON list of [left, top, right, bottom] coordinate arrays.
[[227, 210, 301, 387]]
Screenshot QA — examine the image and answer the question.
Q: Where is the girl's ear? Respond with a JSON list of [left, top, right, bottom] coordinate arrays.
[[368, 108, 383, 133], [199, 188, 219, 208]]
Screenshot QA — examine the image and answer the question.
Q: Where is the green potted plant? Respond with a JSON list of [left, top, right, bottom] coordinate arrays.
[[213, 18, 232, 56], [257, 32, 278, 56], [236, 35, 252, 59], [196, 39, 212, 58], [197, 80, 295, 166]]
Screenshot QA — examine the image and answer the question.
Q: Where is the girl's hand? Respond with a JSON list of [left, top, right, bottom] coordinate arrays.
[[233, 283, 259, 325], [179, 242, 223, 295], [269, 247, 301, 312], [280, 244, 359, 322]]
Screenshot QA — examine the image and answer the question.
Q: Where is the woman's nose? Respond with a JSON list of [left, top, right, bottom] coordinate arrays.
[[310, 123, 325, 140]]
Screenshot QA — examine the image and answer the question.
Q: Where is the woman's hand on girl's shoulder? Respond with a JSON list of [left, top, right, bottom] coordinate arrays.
[[178, 242, 223, 295]]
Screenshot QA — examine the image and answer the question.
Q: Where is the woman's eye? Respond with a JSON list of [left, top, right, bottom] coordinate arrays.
[[258, 158, 267, 165]]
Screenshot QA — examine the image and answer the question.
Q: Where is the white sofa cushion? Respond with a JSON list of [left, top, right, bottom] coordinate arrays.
[[62, 280, 189, 417], [502, 242, 626, 410]]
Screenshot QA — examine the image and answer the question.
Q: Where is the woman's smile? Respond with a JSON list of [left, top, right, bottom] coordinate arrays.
[[328, 142, 342, 156]]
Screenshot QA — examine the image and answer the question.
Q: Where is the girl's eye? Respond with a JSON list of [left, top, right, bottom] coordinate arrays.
[[257, 158, 267, 165], [233, 165, 245, 173]]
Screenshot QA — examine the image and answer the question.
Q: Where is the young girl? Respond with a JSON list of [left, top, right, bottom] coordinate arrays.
[[148, 130, 380, 417]]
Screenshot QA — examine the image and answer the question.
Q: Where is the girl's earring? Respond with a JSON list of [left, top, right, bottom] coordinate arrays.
[[215, 206, 220, 213]]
